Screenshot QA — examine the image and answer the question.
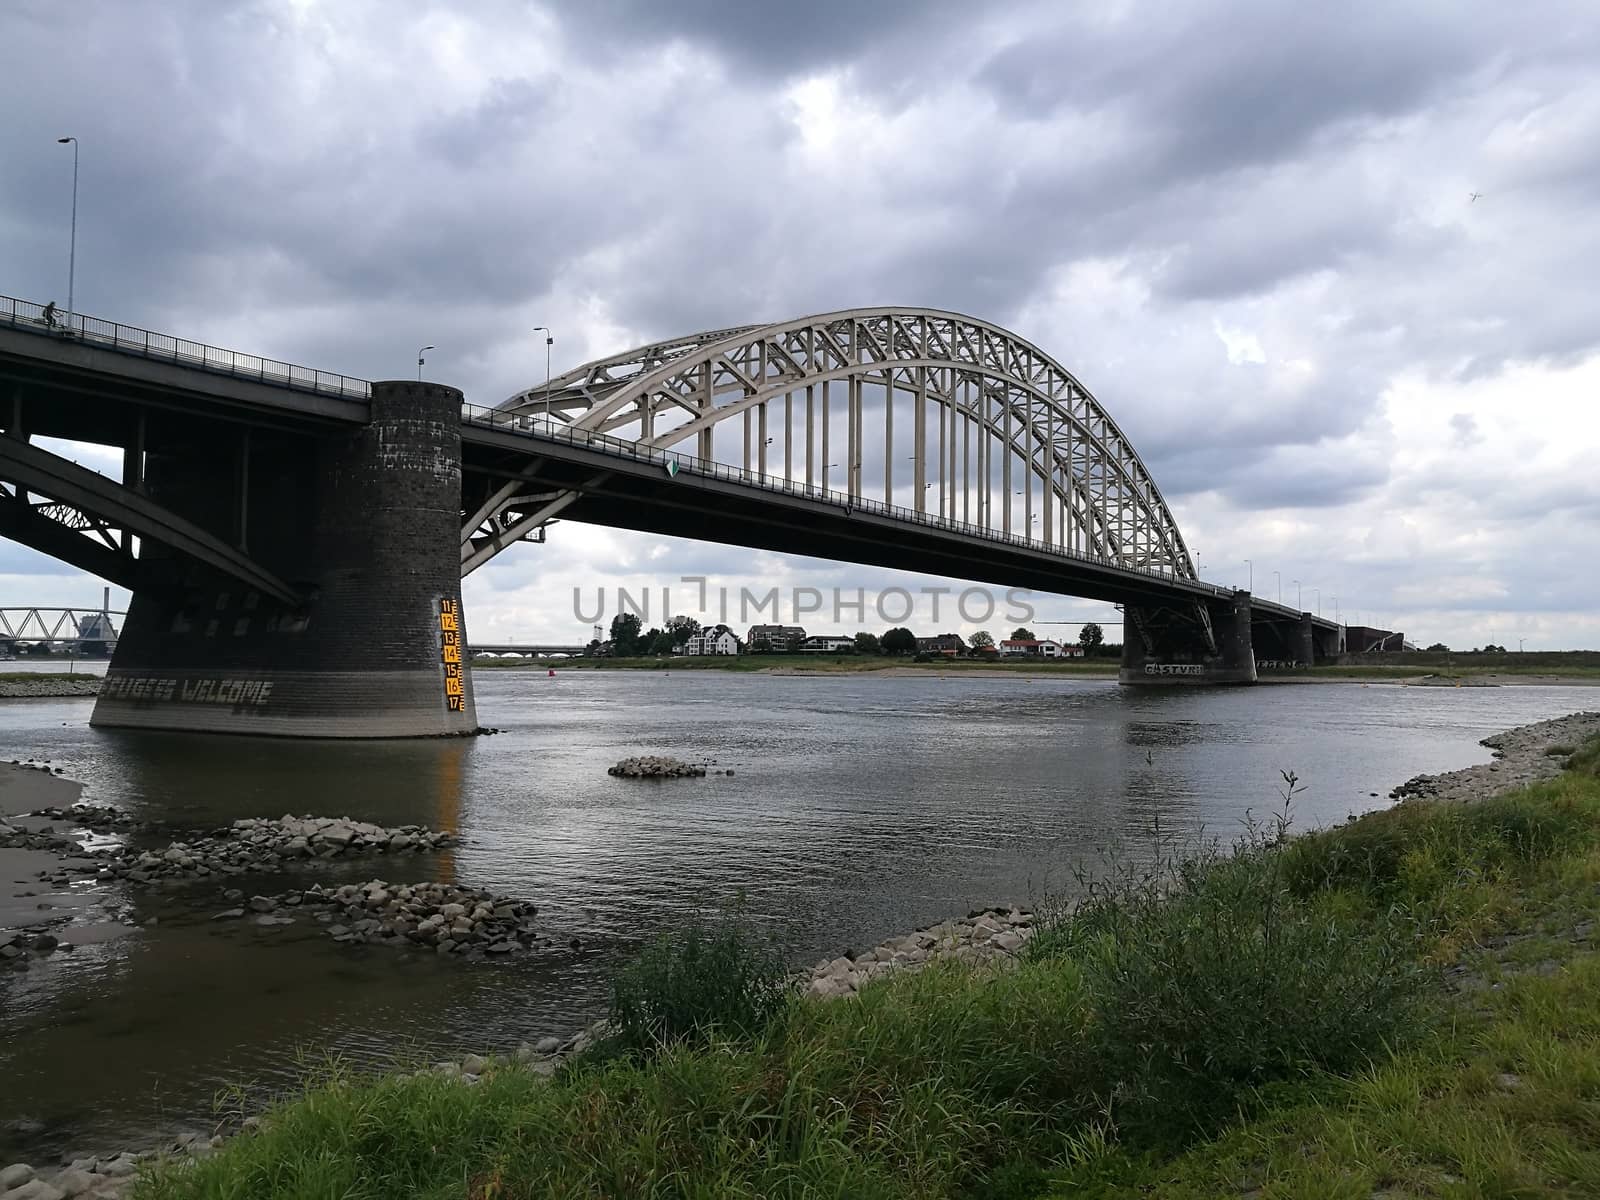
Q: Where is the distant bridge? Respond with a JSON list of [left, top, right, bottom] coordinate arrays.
[[0, 294, 1375, 736], [0, 606, 122, 649], [470, 644, 587, 657]]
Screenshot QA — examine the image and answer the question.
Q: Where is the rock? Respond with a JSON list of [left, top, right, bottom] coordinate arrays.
[[94, 1155, 137, 1178], [460, 1053, 488, 1075], [30, 933, 58, 953], [0, 1165, 35, 1189], [247, 896, 277, 913], [4, 1180, 65, 1200], [534, 1035, 562, 1054], [50, 1168, 96, 1197], [210, 908, 245, 921]]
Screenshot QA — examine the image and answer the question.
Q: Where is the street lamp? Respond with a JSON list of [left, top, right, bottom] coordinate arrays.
[[1331, 594, 1340, 624], [1292, 578, 1302, 611], [57, 136, 78, 317], [1273, 569, 1281, 604], [1313, 587, 1321, 617], [1243, 558, 1253, 592], [533, 326, 554, 416], [416, 344, 434, 381]]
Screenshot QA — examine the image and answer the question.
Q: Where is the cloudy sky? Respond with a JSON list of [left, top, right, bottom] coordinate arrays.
[[4, 0, 1597, 650]]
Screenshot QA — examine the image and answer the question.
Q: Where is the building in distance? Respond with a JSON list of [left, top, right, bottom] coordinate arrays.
[[999, 638, 1082, 659], [685, 626, 743, 656], [746, 624, 807, 652]]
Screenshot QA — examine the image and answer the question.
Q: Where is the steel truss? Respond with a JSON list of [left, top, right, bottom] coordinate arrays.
[[476, 309, 1194, 578], [0, 607, 126, 644]]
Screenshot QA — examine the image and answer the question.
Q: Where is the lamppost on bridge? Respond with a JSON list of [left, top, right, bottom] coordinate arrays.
[[1273, 570, 1281, 604], [533, 326, 554, 417], [416, 345, 434, 381], [56, 136, 79, 317], [1313, 587, 1321, 617], [1292, 578, 1302, 611], [1332, 595, 1340, 624], [1243, 558, 1252, 592]]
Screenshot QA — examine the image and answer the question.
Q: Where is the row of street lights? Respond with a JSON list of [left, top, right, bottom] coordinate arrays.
[[1238, 557, 1341, 621], [416, 329, 560, 400]]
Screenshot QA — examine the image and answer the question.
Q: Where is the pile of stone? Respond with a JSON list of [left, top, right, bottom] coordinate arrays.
[[607, 755, 707, 778], [0, 929, 65, 968], [1, 1133, 224, 1200], [0, 816, 79, 854], [225, 878, 543, 957], [93, 815, 456, 883], [1390, 710, 1600, 803], [28, 804, 142, 832], [802, 906, 1035, 998]]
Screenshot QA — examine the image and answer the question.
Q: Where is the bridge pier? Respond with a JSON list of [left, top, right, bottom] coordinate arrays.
[[92, 382, 478, 738], [1119, 591, 1257, 686]]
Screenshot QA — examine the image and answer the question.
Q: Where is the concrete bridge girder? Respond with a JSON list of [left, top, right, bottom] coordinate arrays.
[[0, 434, 298, 603]]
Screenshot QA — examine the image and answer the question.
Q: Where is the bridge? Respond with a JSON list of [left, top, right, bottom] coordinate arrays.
[[0, 293, 1355, 737], [471, 644, 587, 658], [0, 606, 122, 652]]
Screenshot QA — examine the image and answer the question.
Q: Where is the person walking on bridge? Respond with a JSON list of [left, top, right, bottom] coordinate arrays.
[[41, 300, 58, 328]]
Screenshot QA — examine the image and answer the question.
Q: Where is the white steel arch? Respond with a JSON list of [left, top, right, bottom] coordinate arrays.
[[470, 308, 1195, 579]]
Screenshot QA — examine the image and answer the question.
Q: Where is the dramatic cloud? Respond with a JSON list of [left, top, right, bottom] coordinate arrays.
[[2, 0, 1597, 649]]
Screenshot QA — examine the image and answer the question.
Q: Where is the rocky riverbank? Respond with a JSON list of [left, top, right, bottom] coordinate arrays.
[[803, 905, 1034, 997], [1, 1133, 221, 1200], [0, 677, 100, 699], [1388, 710, 1600, 802]]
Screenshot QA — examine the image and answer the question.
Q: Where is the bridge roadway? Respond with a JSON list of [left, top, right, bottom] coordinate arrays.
[[0, 307, 1329, 623], [0, 295, 1353, 735]]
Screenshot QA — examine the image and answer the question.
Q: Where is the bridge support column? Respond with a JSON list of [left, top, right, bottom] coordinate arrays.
[[92, 382, 478, 738], [1119, 591, 1257, 686], [1297, 613, 1317, 667]]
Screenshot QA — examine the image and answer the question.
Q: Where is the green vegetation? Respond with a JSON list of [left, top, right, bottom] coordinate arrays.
[[136, 737, 1600, 1199], [606, 905, 790, 1054]]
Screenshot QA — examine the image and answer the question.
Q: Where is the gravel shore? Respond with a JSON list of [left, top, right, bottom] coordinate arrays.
[[0, 677, 99, 699], [1389, 710, 1600, 802]]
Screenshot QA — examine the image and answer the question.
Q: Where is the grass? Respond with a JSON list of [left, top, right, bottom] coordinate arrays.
[[134, 736, 1600, 1200]]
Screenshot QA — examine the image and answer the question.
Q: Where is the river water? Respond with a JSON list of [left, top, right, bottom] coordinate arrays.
[[1, 670, 1595, 1156]]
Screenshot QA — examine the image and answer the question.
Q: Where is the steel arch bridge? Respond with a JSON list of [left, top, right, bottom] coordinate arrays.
[[468, 309, 1195, 579]]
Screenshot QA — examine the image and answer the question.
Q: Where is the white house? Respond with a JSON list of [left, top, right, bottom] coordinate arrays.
[[797, 635, 856, 653], [684, 627, 742, 656], [998, 638, 1082, 658]]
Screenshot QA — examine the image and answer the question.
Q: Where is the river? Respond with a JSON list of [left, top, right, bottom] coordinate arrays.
[[1, 670, 1594, 1158]]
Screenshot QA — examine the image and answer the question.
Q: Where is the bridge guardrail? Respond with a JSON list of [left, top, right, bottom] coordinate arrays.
[[459, 402, 1235, 598], [1, 294, 372, 402]]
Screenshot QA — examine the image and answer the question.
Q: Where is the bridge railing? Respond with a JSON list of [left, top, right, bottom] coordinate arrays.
[[0, 294, 372, 402], [460, 403, 1234, 596]]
